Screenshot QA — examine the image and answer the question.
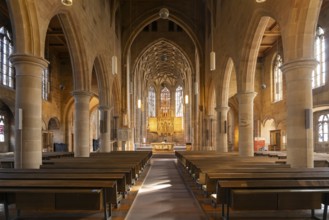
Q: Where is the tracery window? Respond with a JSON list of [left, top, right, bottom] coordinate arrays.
[[0, 27, 14, 88], [313, 26, 326, 89], [175, 85, 183, 117], [318, 113, 329, 143], [0, 115, 4, 142], [148, 86, 156, 117], [273, 54, 283, 102], [160, 86, 170, 117], [42, 68, 50, 100]]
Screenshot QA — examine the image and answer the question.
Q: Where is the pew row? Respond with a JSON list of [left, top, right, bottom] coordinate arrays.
[[218, 179, 329, 220], [0, 179, 116, 220]]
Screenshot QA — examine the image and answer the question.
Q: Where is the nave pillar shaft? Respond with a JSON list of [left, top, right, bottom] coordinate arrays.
[[281, 59, 317, 168], [10, 54, 48, 168], [98, 106, 112, 152], [73, 91, 92, 157], [215, 106, 230, 152], [238, 92, 257, 156]]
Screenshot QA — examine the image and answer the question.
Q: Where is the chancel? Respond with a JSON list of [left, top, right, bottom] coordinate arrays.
[[0, 0, 329, 219]]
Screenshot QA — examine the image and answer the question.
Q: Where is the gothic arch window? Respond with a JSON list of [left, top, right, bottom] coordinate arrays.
[[0, 114, 4, 142], [148, 86, 156, 117], [0, 27, 14, 88], [42, 68, 50, 100], [313, 26, 326, 89], [273, 54, 283, 102], [48, 117, 60, 130], [318, 113, 329, 143], [175, 85, 183, 117], [160, 86, 170, 117]]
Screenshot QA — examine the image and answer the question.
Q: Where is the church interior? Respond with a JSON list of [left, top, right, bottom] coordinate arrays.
[[0, 0, 329, 219]]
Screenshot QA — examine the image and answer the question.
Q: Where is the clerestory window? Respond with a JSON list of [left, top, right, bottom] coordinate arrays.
[[313, 26, 326, 89], [273, 54, 283, 102], [0, 27, 14, 88]]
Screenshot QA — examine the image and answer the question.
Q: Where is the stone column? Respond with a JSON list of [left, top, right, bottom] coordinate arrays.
[[238, 92, 257, 156], [215, 106, 230, 152], [281, 59, 317, 168], [98, 106, 112, 152], [73, 91, 92, 157], [10, 54, 48, 168]]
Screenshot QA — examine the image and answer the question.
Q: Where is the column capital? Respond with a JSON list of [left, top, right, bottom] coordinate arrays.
[[72, 90, 93, 97], [281, 58, 318, 72], [215, 106, 230, 112], [10, 53, 49, 69], [237, 91, 257, 101], [98, 105, 111, 111]]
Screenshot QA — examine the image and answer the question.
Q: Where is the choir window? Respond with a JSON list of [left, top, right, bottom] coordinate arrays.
[[313, 26, 326, 89], [175, 85, 183, 117], [0, 115, 4, 142], [160, 86, 170, 117], [0, 27, 14, 88], [318, 113, 329, 143], [148, 86, 156, 117], [273, 54, 283, 102]]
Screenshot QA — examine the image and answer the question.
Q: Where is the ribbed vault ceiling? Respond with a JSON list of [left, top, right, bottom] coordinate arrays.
[[135, 40, 190, 85]]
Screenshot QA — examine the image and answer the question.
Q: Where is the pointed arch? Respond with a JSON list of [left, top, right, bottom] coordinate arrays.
[[93, 55, 110, 107], [238, 16, 270, 92]]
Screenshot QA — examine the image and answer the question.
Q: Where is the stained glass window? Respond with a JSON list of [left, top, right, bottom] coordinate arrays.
[[175, 86, 183, 117], [313, 26, 326, 89], [148, 86, 156, 117], [0, 115, 4, 142], [160, 86, 170, 117], [273, 54, 283, 102], [0, 27, 14, 88], [318, 114, 329, 142]]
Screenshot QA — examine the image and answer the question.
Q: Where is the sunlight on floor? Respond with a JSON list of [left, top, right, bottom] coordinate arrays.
[[139, 180, 172, 194]]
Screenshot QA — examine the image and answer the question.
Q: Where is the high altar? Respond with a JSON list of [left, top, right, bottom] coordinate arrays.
[[151, 142, 174, 152]]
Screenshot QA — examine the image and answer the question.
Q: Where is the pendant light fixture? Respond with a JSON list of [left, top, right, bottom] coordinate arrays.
[[210, 0, 216, 71], [61, 0, 73, 6], [112, 56, 117, 75]]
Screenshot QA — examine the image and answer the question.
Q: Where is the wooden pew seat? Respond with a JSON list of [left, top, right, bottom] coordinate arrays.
[[218, 179, 329, 220], [0, 179, 116, 220]]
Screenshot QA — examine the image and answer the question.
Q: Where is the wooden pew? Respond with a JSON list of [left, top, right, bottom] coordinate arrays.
[[0, 179, 116, 220], [0, 172, 124, 207], [0, 169, 129, 195], [217, 179, 329, 220]]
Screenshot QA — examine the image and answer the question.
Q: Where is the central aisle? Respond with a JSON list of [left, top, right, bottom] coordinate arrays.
[[125, 157, 208, 220]]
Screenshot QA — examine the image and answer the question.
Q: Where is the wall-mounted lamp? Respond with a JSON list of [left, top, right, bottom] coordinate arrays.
[[112, 56, 117, 75], [210, 51, 216, 71], [256, 0, 266, 3], [61, 0, 73, 6], [185, 95, 189, 104], [137, 99, 141, 109], [194, 82, 199, 95]]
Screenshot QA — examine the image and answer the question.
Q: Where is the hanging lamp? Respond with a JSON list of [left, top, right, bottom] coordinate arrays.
[[210, 0, 216, 71], [61, 0, 73, 6]]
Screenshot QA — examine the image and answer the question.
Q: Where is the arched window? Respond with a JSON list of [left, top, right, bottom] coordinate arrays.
[[313, 26, 326, 89], [42, 68, 50, 100], [0, 115, 4, 142], [318, 113, 329, 143], [273, 54, 283, 102], [160, 86, 170, 117], [175, 85, 183, 117], [148, 86, 156, 117], [0, 27, 14, 88]]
